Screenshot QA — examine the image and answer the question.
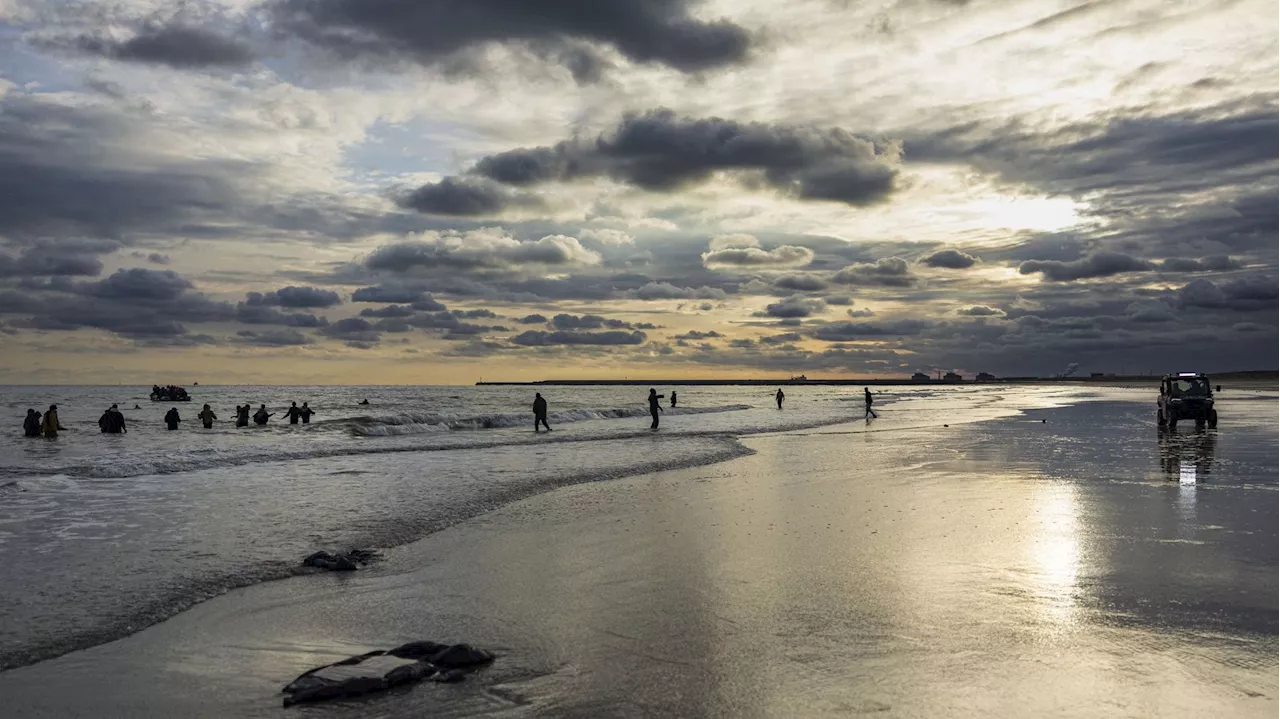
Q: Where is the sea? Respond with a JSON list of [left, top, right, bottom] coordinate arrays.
[[0, 381, 1241, 674]]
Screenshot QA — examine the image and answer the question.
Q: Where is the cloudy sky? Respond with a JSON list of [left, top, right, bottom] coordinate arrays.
[[0, 0, 1275, 384]]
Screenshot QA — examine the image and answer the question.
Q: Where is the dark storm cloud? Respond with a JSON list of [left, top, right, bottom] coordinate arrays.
[[1018, 251, 1152, 282], [629, 281, 729, 300], [957, 305, 1002, 316], [319, 317, 381, 345], [49, 24, 254, 68], [831, 257, 914, 287], [359, 304, 416, 318], [771, 273, 829, 292], [461, 109, 900, 205], [454, 308, 499, 319], [551, 313, 638, 330], [147, 253, 171, 265], [1177, 276, 1278, 311], [268, 0, 752, 75], [672, 330, 723, 340], [364, 234, 599, 273], [812, 319, 927, 341], [351, 285, 427, 303], [83, 268, 192, 300], [702, 245, 814, 267], [920, 248, 978, 269], [235, 328, 315, 346], [0, 246, 104, 277], [235, 304, 329, 327], [245, 286, 343, 308], [396, 178, 535, 216], [1158, 255, 1241, 272], [762, 295, 826, 318], [0, 94, 247, 242], [760, 332, 802, 345], [518, 313, 548, 324], [512, 329, 647, 346]]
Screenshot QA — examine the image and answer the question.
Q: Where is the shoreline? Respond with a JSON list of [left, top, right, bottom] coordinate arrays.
[[2, 395, 1274, 717]]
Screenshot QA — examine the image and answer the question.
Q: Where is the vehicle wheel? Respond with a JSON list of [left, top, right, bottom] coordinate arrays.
[[1168, 416, 1177, 429], [1195, 419, 1206, 429]]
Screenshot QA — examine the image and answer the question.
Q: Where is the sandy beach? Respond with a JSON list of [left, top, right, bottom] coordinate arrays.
[[1, 392, 1275, 718]]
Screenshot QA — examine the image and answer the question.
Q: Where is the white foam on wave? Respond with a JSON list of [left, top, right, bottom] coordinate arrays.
[[353, 404, 752, 436]]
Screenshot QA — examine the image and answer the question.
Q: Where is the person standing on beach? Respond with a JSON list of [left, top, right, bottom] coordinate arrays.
[[864, 387, 877, 419], [40, 405, 64, 437], [532, 393, 551, 432], [670, 391, 678, 408], [284, 402, 302, 425], [300, 402, 315, 424], [776, 388, 785, 409], [649, 388, 665, 429], [235, 404, 250, 428], [164, 407, 182, 431], [253, 404, 273, 426], [23, 409, 42, 437], [198, 404, 218, 429]]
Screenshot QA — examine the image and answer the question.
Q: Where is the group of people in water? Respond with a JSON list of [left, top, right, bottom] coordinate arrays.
[[25, 388, 881, 437], [531, 386, 878, 432], [20, 400, 321, 437]]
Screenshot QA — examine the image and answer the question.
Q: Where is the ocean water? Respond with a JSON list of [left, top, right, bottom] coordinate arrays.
[[0, 383, 1086, 670]]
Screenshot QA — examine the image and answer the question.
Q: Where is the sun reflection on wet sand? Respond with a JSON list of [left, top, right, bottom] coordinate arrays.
[[1027, 482, 1081, 629]]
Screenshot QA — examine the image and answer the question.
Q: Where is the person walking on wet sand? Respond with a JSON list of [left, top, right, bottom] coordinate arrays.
[[776, 388, 785, 409], [253, 404, 273, 426], [864, 387, 877, 419], [235, 404, 250, 428], [649, 388, 665, 429], [40, 404, 64, 437], [300, 402, 314, 424], [23, 409, 41, 437], [532, 393, 551, 432], [670, 391, 678, 408], [198, 404, 217, 429], [164, 407, 182, 431], [284, 401, 302, 425]]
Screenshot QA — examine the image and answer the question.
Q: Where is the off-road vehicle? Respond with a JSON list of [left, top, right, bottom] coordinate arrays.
[[1157, 372, 1217, 429]]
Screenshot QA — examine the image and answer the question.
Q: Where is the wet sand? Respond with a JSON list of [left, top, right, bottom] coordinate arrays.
[[1, 396, 1275, 718]]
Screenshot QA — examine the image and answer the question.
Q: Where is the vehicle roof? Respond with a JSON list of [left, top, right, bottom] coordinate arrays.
[[1162, 372, 1209, 379]]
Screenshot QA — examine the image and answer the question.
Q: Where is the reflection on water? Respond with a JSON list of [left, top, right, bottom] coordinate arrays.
[[1158, 426, 1217, 483], [1029, 482, 1081, 628]]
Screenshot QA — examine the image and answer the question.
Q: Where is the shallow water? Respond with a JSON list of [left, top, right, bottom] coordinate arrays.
[[0, 383, 1058, 670]]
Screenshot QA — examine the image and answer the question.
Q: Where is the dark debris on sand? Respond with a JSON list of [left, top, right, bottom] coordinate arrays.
[[281, 641, 495, 706], [301, 548, 381, 571]]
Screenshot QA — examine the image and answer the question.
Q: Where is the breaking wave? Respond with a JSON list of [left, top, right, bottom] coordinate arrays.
[[348, 404, 752, 436]]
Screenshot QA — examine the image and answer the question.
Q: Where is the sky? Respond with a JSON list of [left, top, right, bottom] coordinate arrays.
[[0, 0, 1275, 384]]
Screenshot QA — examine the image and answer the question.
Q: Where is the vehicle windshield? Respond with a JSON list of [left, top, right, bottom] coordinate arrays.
[[1171, 378, 1209, 396]]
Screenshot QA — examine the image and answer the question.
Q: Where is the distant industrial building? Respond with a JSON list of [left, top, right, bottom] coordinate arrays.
[[976, 372, 996, 382], [943, 371, 962, 382], [911, 372, 930, 381]]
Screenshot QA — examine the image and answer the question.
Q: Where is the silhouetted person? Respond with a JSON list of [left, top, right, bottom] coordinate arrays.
[[99, 404, 126, 434], [358, 399, 370, 405], [300, 402, 314, 424], [164, 407, 181, 430], [198, 404, 217, 429], [23, 409, 41, 437], [864, 387, 877, 418], [670, 391, 678, 408], [235, 404, 250, 428], [284, 401, 302, 425], [649, 388, 665, 429], [529, 391, 550, 429], [253, 404, 272, 426], [133, 404, 141, 410], [776, 388, 785, 409], [41, 405, 64, 437]]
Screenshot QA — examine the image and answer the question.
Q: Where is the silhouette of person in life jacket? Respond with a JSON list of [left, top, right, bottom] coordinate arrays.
[[284, 402, 302, 425], [198, 404, 217, 429], [164, 407, 181, 430], [300, 402, 315, 424], [776, 388, 785, 409], [235, 404, 250, 428], [253, 404, 273, 426]]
